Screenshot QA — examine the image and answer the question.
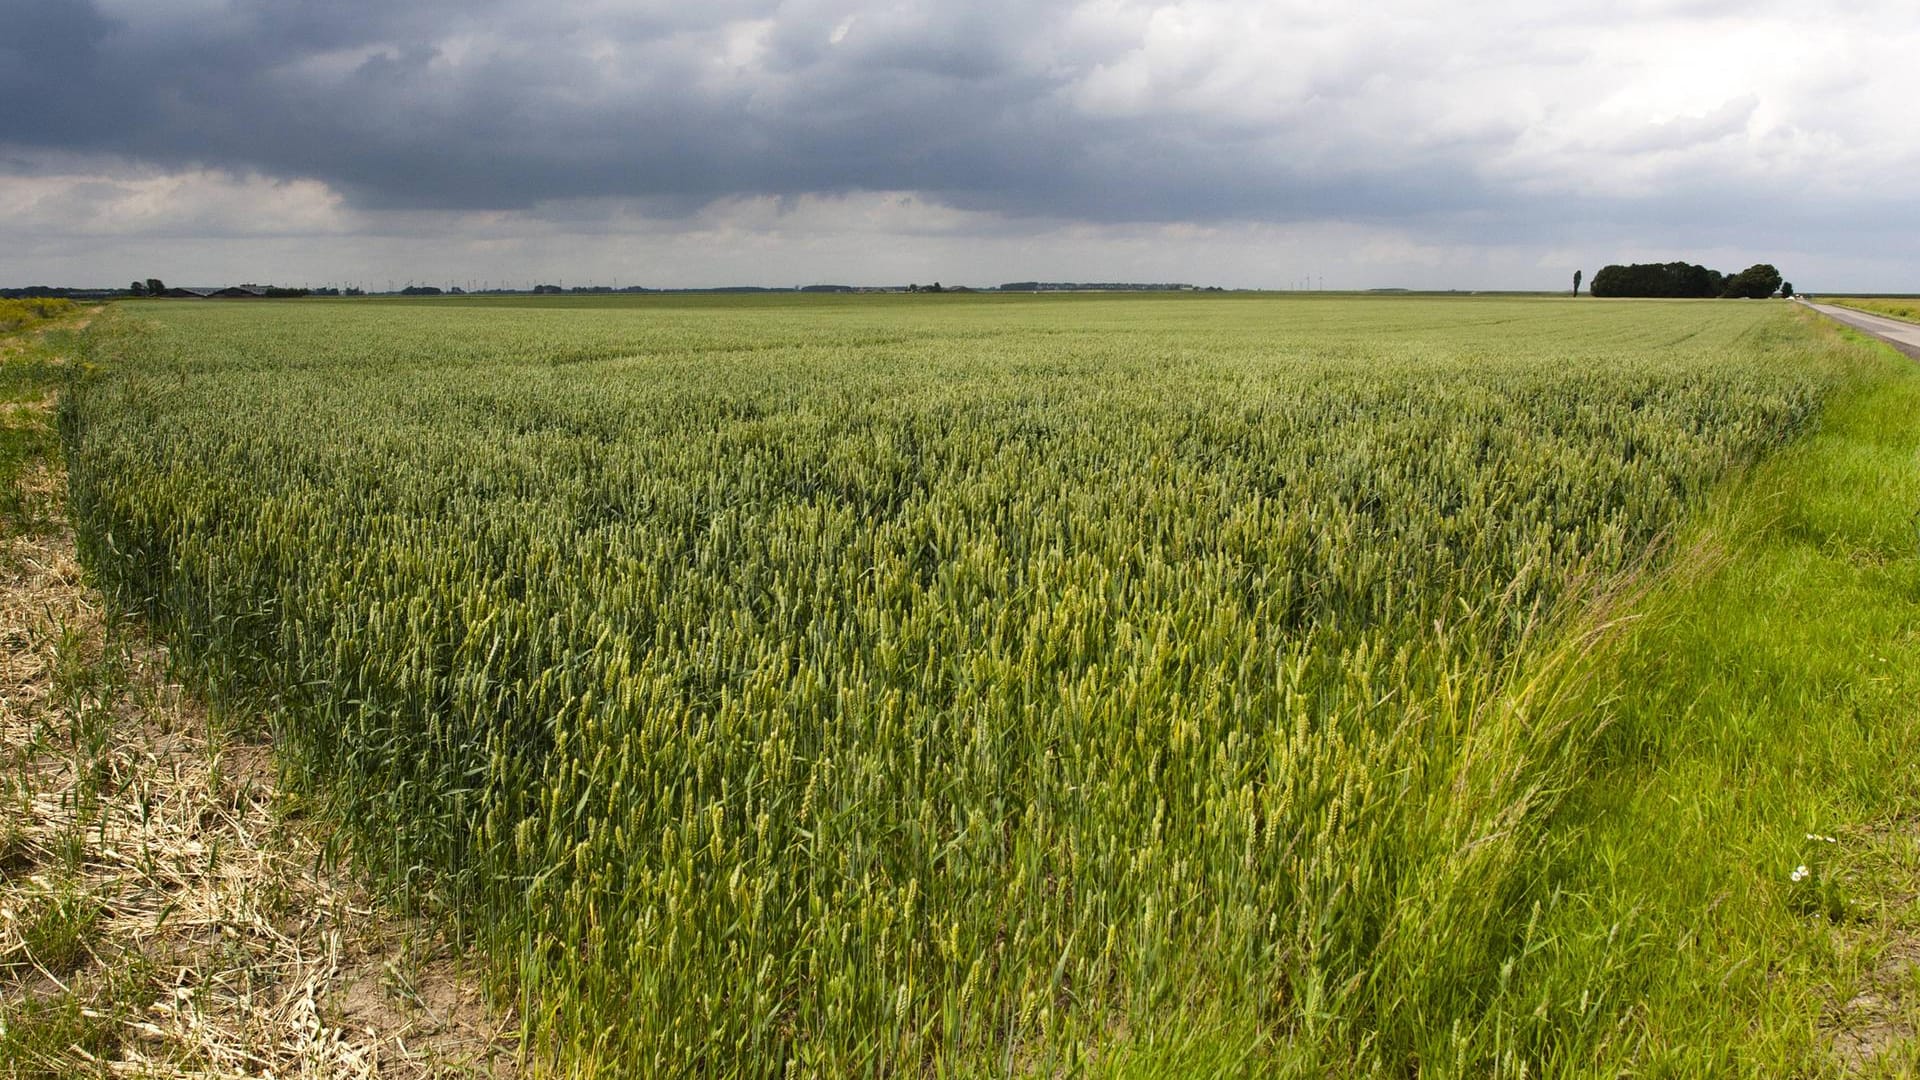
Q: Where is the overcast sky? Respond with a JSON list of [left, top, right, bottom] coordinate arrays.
[[4, 0, 1917, 290]]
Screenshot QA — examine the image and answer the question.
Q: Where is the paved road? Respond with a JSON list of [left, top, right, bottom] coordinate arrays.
[[1802, 299, 1920, 360]]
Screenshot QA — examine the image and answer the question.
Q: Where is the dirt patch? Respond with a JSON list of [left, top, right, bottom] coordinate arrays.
[[1823, 817, 1920, 1075], [0, 315, 518, 1077]]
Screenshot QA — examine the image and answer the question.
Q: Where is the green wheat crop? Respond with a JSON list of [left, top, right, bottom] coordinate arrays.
[[62, 294, 1855, 1075]]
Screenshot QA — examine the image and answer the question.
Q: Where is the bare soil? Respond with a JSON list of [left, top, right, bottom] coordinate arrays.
[[1820, 817, 1920, 1075]]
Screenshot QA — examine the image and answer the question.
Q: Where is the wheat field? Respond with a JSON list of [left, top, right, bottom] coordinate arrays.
[[61, 294, 1873, 1075]]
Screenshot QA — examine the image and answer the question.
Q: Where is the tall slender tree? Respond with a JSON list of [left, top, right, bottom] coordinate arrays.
[[1573, 270, 1583, 296]]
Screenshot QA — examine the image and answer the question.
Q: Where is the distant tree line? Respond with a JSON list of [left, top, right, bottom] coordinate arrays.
[[1588, 262, 1784, 299], [129, 281, 326, 299], [0, 286, 123, 300]]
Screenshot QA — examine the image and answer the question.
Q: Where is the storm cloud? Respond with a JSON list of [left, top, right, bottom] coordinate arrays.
[[5, 0, 1919, 288]]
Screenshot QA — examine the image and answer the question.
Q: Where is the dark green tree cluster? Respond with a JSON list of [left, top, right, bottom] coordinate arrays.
[[1588, 262, 1722, 298], [1720, 264, 1784, 299], [1588, 261, 1783, 299]]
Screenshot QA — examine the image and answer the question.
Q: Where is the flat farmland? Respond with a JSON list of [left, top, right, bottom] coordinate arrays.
[[60, 294, 1920, 1075]]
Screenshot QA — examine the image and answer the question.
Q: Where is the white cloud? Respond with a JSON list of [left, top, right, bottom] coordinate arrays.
[[0, 167, 346, 240]]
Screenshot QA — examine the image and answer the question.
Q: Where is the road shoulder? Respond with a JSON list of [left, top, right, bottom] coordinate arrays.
[[1804, 301, 1920, 360]]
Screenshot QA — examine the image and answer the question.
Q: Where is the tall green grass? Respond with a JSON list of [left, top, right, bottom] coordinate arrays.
[[60, 295, 1888, 1074]]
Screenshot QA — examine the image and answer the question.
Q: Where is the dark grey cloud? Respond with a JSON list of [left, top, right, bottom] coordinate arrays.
[[5, 0, 1920, 289], [0, 3, 117, 132], [1, 0, 1534, 222]]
